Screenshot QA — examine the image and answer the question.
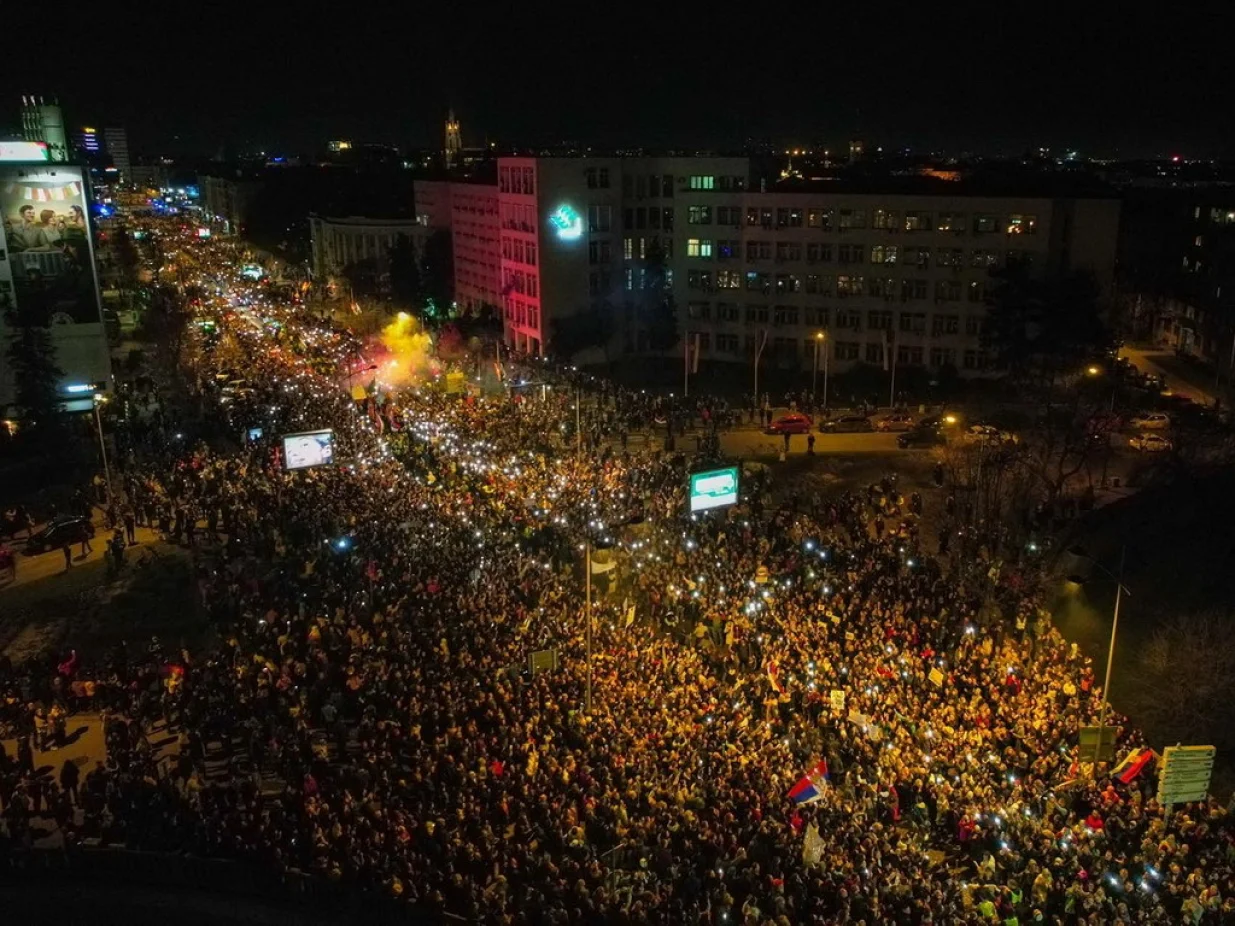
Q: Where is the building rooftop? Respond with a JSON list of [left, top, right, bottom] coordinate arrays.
[[768, 168, 1119, 200], [310, 214, 424, 227]]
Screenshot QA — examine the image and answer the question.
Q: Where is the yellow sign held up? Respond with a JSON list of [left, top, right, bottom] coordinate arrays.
[[445, 371, 466, 395], [350, 383, 368, 402]]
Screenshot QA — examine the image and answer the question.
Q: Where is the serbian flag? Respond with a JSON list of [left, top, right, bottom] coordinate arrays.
[[788, 759, 830, 804], [1112, 747, 1155, 784], [766, 660, 784, 694]]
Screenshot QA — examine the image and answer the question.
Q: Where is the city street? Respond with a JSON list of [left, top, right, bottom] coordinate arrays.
[[3, 519, 161, 592]]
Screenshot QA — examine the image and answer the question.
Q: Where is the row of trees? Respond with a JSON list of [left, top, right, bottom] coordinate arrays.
[[337, 230, 453, 317]]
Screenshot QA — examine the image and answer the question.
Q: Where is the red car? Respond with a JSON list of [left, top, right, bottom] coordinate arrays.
[[767, 413, 813, 435]]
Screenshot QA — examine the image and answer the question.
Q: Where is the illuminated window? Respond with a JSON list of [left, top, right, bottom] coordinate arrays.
[[775, 273, 801, 294], [623, 238, 633, 260], [687, 270, 714, 291], [938, 212, 965, 233], [873, 209, 899, 230], [870, 244, 898, 264], [689, 175, 715, 190], [776, 208, 803, 228], [807, 208, 833, 229], [973, 214, 999, 234], [745, 271, 770, 292], [935, 248, 963, 268], [904, 211, 932, 231], [688, 205, 713, 225], [1006, 214, 1037, 235], [687, 238, 713, 258], [970, 248, 999, 268], [716, 269, 742, 289], [836, 275, 865, 297]]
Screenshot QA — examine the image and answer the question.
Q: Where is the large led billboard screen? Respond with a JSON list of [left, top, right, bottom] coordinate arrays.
[[688, 466, 739, 513], [0, 164, 103, 326], [283, 429, 336, 471]]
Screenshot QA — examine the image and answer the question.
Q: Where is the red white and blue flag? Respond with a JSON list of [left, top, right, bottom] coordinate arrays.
[[788, 759, 830, 804]]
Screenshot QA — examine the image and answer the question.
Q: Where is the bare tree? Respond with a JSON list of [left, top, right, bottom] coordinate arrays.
[[1125, 611, 1235, 755]]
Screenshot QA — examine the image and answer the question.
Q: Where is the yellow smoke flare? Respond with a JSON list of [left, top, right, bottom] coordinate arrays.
[[379, 312, 434, 386]]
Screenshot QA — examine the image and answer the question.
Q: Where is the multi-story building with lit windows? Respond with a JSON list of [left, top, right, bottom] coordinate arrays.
[[423, 157, 1120, 373], [415, 178, 502, 313]]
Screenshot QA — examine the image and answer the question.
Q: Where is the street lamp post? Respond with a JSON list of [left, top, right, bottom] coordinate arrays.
[[1068, 545, 1131, 751], [92, 393, 113, 509]]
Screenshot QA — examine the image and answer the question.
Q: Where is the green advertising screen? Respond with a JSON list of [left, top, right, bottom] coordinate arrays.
[[689, 466, 739, 513]]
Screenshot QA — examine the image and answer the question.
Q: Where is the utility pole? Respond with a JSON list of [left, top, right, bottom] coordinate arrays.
[[1096, 545, 1128, 739], [93, 393, 113, 509], [822, 331, 830, 412], [684, 332, 690, 398], [888, 339, 898, 410], [753, 328, 768, 411], [576, 389, 582, 458]]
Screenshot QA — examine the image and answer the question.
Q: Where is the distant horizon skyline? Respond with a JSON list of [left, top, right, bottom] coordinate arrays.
[[2, 7, 1231, 162]]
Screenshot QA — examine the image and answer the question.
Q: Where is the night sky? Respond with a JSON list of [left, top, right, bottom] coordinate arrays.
[[3, 7, 1232, 159]]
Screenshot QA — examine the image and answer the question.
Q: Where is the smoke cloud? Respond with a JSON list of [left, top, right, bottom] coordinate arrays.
[[377, 313, 435, 387]]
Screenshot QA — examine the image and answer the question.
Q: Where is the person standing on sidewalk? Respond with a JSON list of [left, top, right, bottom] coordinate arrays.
[[59, 758, 80, 807]]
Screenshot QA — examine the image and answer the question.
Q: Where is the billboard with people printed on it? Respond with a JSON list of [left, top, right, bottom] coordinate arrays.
[[0, 164, 103, 326]]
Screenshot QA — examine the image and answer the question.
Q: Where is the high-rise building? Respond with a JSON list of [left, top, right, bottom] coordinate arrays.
[[420, 156, 1122, 373], [444, 110, 461, 170], [415, 178, 501, 312], [75, 126, 101, 159], [103, 127, 130, 182], [20, 95, 67, 163]]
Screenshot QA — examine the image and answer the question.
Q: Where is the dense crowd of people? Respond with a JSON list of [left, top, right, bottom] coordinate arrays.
[[2, 226, 1234, 924]]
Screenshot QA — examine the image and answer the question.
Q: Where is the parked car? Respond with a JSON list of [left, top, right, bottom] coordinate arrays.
[[819, 415, 873, 433], [766, 413, 813, 435], [1129, 434, 1173, 453], [875, 413, 915, 432], [1129, 412, 1171, 430], [24, 516, 95, 555], [897, 427, 947, 449]]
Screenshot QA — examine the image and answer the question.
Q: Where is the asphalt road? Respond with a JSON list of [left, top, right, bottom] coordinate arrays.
[[3, 520, 161, 591], [1121, 347, 1215, 406]]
